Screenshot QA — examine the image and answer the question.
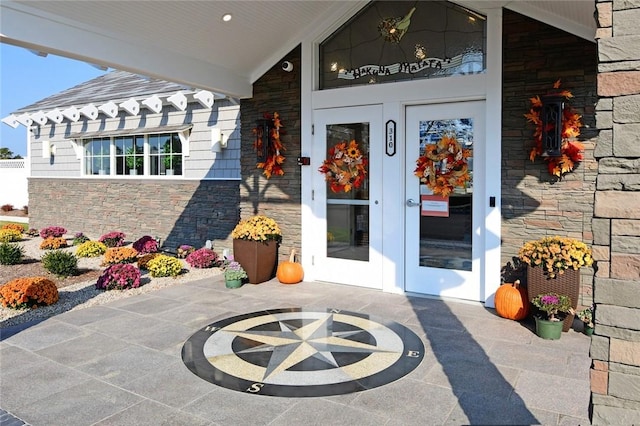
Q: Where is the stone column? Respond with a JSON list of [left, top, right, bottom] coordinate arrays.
[[592, 0, 640, 423]]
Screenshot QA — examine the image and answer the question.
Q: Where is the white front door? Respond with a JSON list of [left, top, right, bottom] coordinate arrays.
[[311, 105, 383, 289], [405, 101, 485, 301]]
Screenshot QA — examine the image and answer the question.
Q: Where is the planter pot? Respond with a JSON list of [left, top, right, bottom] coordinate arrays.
[[535, 317, 563, 340], [98, 169, 106, 175], [166, 170, 174, 176], [225, 279, 243, 289], [129, 169, 138, 175], [584, 325, 594, 336], [233, 239, 278, 284], [527, 266, 579, 332]]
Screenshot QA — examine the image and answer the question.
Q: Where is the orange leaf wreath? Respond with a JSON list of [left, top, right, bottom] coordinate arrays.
[[525, 79, 584, 178], [253, 112, 285, 178], [318, 140, 368, 193], [414, 134, 471, 197]]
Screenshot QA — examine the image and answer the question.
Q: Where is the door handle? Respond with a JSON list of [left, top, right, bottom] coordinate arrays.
[[406, 198, 420, 207]]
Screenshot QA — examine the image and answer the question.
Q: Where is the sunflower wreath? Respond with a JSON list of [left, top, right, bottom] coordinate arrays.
[[414, 133, 472, 197], [524, 79, 584, 178], [253, 112, 285, 178], [318, 139, 368, 193]]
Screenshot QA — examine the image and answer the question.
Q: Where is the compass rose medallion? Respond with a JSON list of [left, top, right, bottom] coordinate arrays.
[[182, 308, 424, 397]]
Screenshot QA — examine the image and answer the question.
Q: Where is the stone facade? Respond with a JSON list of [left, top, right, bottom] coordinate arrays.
[[239, 46, 302, 262], [501, 10, 598, 306], [592, 0, 640, 423], [28, 178, 239, 252]]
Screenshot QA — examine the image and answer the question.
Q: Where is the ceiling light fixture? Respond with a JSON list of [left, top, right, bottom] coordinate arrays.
[[222, 13, 232, 22]]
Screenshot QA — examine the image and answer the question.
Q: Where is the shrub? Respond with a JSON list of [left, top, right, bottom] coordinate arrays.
[[96, 264, 141, 290], [22, 205, 28, 215], [186, 248, 219, 269], [41, 250, 78, 277], [132, 236, 159, 255], [76, 240, 107, 258], [0, 229, 22, 243], [0, 242, 24, 265], [1, 223, 24, 233], [40, 237, 68, 250], [0, 277, 59, 309], [26, 228, 39, 237], [146, 254, 183, 277], [39, 226, 67, 239], [102, 247, 138, 266], [1, 204, 13, 212], [72, 232, 90, 246], [138, 253, 161, 270], [99, 231, 126, 248]]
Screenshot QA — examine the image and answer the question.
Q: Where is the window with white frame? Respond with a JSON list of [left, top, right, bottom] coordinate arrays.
[[83, 132, 183, 176]]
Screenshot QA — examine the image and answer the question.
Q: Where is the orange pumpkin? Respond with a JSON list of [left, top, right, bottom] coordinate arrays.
[[277, 249, 304, 284], [495, 280, 530, 321]]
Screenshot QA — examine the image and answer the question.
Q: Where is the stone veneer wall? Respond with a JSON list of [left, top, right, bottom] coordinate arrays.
[[239, 46, 302, 262], [591, 0, 640, 423], [501, 10, 598, 307], [28, 178, 239, 252]]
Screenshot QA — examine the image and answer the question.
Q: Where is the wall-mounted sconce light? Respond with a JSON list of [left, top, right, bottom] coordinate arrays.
[[540, 94, 564, 157], [255, 119, 271, 162], [42, 140, 55, 158], [211, 128, 229, 152]]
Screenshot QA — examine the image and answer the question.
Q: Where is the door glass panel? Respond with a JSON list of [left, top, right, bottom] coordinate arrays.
[[325, 123, 370, 261], [418, 118, 473, 270]]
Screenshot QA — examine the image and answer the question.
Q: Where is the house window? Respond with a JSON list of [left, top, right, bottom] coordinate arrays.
[[83, 132, 183, 176], [150, 133, 182, 176], [85, 137, 111, 175], [319, 0, 486, 90]]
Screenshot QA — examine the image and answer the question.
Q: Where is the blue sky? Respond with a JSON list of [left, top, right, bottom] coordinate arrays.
[[1, 43, 106, 156]]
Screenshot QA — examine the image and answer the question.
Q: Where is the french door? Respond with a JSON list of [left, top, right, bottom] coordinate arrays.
[[405, 101, 485, 300], [311, 105, 383, 289]]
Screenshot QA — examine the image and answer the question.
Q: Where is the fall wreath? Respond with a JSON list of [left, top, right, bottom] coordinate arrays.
[[318, 140, 368, 193], [525, 80, 584, 178], [253, 112, 285, 178], [414, 133, 471, 197]]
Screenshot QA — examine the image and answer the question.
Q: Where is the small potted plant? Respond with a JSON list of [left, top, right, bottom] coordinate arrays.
[[531, 292, 574, 340], [125, 146, 143, 174], [577, 305, 594, 335], [223, 261, 247, 289]]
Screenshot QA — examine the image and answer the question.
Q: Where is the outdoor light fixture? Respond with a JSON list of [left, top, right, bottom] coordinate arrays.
[[211, 127, 228, 152], [255, 118, 271, 163], [222, 13, 232, 22], [540, 94, 564, 157]]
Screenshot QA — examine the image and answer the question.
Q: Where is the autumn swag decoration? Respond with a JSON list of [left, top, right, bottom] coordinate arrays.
[[319, 140, 368, 193], [253, 112, 285, 178], [525, 80, 584, 178], [414, 133, 471, 197]]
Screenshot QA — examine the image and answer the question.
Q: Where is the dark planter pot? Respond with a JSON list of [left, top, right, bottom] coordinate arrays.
[[584, 325, 594, 336], [535, 317, 563, 340], [232, 239, 278, 284], [527, 266, 580, 332]]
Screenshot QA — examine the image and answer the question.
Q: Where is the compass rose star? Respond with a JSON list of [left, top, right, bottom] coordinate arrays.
[[228, 313, 391, 381]]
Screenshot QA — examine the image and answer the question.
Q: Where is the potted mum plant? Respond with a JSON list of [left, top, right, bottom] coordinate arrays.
[[531, 292, 574, 340], [577, 305, 594, 336], [518, 236, 593, 331], [231, 215, 282, 284], [223, 261, 247, 289]]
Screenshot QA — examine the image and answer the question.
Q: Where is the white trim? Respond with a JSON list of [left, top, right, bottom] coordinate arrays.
[[27, 176, 242, 182]]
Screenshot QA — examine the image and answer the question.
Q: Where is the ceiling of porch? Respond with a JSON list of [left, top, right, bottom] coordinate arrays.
[[0, 1, 596, 99]]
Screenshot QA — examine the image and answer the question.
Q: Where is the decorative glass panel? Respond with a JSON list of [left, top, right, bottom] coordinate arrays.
[[326, 122, 370, 261], [320, 0, 486, 90], [417, 118, 473, 270]]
